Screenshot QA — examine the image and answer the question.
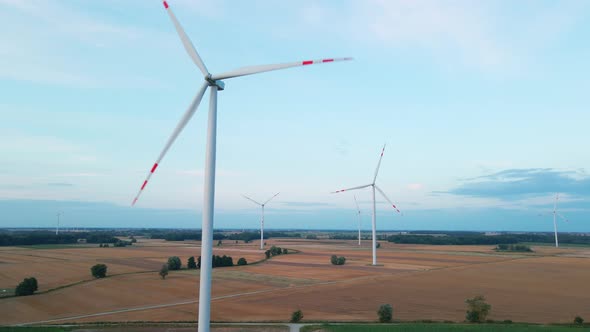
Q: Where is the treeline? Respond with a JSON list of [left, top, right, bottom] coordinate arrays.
[[0, 231, 118, 246], [387, 233, 590, 246], [149, 230, 300, 242]]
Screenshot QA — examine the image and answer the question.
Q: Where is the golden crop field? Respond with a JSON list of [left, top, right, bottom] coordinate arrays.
[[1, 238, 589, 325]]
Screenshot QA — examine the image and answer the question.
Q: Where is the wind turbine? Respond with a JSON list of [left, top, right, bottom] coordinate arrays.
[[131, 2, 351, 331], [55, 211, 64, 235], [332, 145, 400, 265], [542, 194, 569, 248], [242, 192, 280, 250], [353, 195, 362, 246]]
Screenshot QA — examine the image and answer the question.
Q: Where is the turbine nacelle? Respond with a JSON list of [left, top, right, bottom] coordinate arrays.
[[205, 75, 225, 91]]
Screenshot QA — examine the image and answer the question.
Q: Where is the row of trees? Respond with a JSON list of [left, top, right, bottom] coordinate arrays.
[[495, 244, 533, 252], [265, 246, 287, 259], [160, 255, 249, 279], [0, 231, 122, 246], [388, 233, 590, 246]]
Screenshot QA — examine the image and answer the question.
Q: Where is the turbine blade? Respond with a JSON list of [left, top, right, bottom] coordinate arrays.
[[353, 195, 360, 213], [331, 184, 371, 194], [163, 1, 209, 76], [242, 195, 262, 206], [557, 213, 569, 222], [132, 83, 209, 206], [263, 192, 280, 205], [375, 185, 401, 213], [373, 144, 386, 184], [211, 57, 353, 80]]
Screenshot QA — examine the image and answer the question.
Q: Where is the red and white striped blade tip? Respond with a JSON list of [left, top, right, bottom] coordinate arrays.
[[301, 57, 353, 66], [163, 1, 169, 9], [132, 163, 159, 206]]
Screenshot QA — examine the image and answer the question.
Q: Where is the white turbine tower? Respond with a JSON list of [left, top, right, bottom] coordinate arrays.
[[55, 211, 64, 235], [131, 2, 351, 331], [353, 195, 362, 246], [242, 192, 280, 250], [548, 194, 569, 248], [332, 145, 400, 265]]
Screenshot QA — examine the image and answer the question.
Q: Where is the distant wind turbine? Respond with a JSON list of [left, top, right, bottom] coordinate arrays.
[[56, 211, 64, 235], [332, 145, 401, 265], [540, 194, 569, 248], [242, 193, 280, 250], [353, 195, 362, 246], [129, 2, 351, 330]]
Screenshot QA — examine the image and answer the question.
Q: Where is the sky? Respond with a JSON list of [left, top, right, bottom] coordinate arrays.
[[1, 0, 589, 231]]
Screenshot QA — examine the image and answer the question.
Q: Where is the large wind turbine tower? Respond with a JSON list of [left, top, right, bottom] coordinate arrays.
[[131, 2, 351, 330]]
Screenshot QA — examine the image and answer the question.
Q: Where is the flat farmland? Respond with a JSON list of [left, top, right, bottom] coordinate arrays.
[[1, 238, 589, 325]]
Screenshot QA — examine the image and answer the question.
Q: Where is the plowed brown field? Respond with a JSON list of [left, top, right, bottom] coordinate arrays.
[[1, 238, 589, 325]]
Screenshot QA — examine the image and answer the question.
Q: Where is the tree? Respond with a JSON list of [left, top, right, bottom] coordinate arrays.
[[574, 316, 584, 325], [187, 256, 197, 269], [197, 256, 201, 269], [15, 277, 38, 296], [465, 295, 491, 323], [91, 264, 107, 278], [265, 250, 271, 259], [217, 240, 222, 246], [331, 255, 346, 265], [377, 304, 393, 323], [376, 242, 381, 248], [237, 257, 247, 266], [167, 256, 182, 270], [290, 309, 303, 323], [159, 264, 169, 279]]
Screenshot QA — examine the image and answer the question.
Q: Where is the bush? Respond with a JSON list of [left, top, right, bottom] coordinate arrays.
[[217, 240, 222, 246], [377, 304, 393, 323], [159, 264, 169, 279], [291, 309, 303, 323], [465, 295, 491, 323], [91, 264, 107, 278], [237, 257, 248, 266], [15, 277, 38, 296], [167, 256, 182, 270], [376, 242, 381, 248], [265, 250, 271, 259], [187, 256, 197, 269], [574, 316, 584, 325], [331, 255, 346, 265], [282, 248, 288, 254]]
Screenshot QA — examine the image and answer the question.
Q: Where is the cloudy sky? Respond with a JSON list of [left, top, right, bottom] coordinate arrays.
[[1, 0, 589, 231]]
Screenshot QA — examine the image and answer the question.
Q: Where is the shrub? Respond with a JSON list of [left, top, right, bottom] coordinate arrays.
[[265, 250, 271, 259], [465, 295, 491, 323], [574, 316, 584, 325], [159, 264, 169, 279], [217, 240, 222, 246], [237, 257, 247, 266], [376, 242, 381, 248], [290, 309, 303, 323], [91, 264, 107, 278], [282, 248, 288, 254], [15, 277, 38, 296], [167, 256, 182, 270], [187, 256, 197, 269], [331, 255, 346, 265], [377, 304, 393, 323]]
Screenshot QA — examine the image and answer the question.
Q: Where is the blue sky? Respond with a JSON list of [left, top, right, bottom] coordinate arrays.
[[1, 0, 589, 231]]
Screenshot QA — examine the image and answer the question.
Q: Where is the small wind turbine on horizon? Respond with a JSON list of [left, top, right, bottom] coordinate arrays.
[[332, 145, 401, 265], [56, 211, 64, 236], [353, 195, 362, 246], [539, 193, 569, 248], [242, 192, 280, 250], [130, 2, 351, 331]]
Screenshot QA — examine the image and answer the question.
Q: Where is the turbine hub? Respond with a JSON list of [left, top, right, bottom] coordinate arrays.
[[205, 74, 225, 91]]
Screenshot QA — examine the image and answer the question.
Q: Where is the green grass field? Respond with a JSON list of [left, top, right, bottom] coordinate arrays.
[[0, 328, 68, 332], [301, 323, 587, 332]]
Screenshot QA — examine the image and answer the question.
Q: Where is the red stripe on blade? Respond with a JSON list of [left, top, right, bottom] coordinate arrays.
[[151, 163, 158, 173], [302, 60, 313, 65], [141, 180, 148, 190], [163, 1, 169, 9], [132, 198, 137, 205], [322, 59, 334, 63]]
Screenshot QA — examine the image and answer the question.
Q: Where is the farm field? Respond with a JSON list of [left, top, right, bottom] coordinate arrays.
[[1, 238, 590, 326]]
